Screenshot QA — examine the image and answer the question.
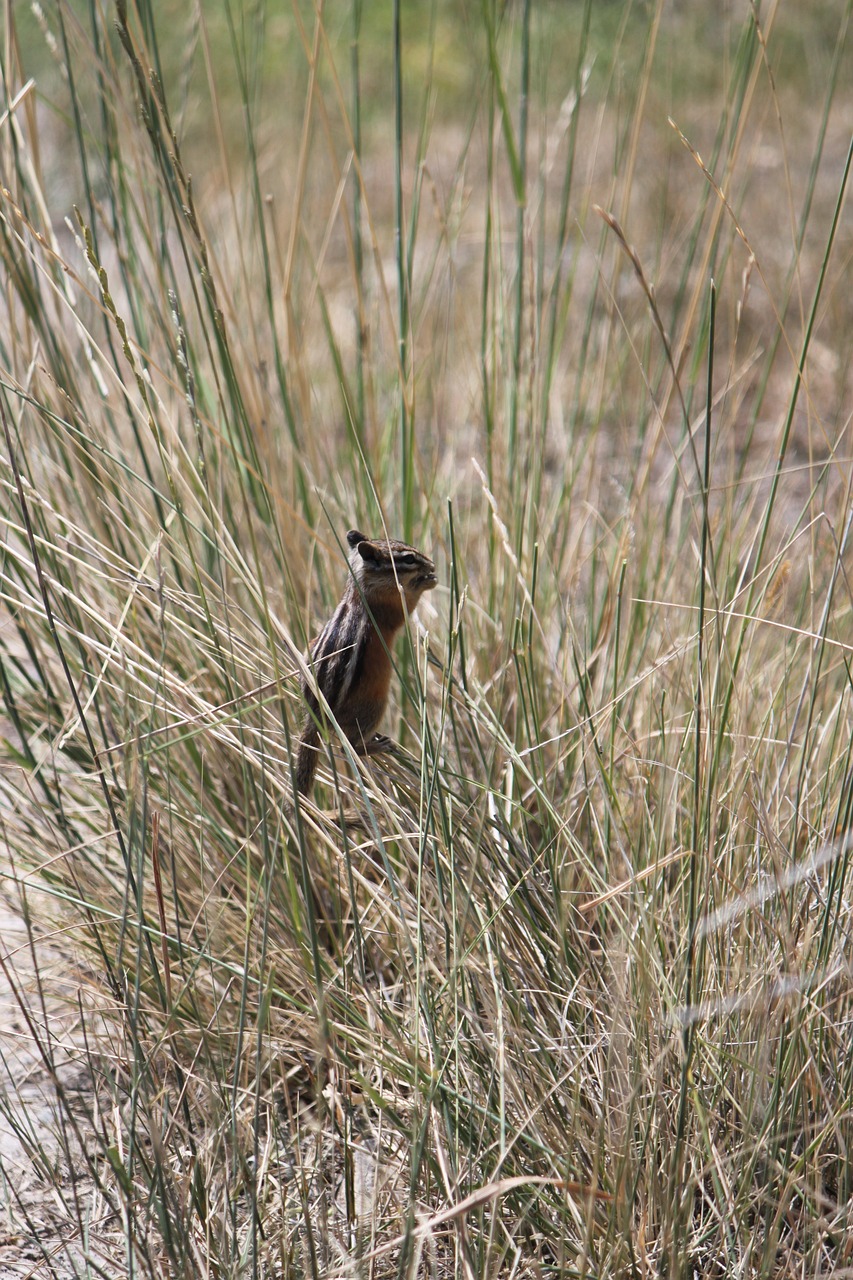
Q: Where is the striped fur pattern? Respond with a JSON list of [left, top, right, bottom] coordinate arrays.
[[295, 529, 436, 796]]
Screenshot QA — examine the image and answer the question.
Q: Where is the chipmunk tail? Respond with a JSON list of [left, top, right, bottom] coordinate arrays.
[[295, 722, 320, 796]]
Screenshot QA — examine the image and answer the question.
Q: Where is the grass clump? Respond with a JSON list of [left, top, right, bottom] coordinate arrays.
[[1, 0, 853, 1275]]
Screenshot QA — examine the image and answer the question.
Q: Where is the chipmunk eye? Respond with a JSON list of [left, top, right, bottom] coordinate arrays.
[[397, 553, 417, 566]]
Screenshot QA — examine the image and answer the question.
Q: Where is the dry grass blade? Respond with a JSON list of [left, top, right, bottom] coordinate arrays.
[[1, 2, 853, 1276]]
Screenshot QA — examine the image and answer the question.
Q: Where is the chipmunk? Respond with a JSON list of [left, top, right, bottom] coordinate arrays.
[[295, 529, 437, 797]]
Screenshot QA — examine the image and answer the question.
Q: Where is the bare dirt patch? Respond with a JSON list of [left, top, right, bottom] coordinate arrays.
[[0, 900, 121, 1278]]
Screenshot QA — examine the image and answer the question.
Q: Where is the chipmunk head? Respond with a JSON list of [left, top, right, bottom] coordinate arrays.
[[347, 529, 437, 604]]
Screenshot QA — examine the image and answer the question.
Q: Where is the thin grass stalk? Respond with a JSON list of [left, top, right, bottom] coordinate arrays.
[[481, 51, 496, 496], [604, 557, 628, 854], [788, 499, 853, 865], [393, 0, 413, 539], [508, 0, 530, 493], [542, 0, 590, 415], [351, 0, 366, 436], [669, 278, 715, 1276]]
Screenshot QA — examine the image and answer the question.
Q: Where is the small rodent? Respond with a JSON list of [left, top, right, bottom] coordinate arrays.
[[295, 529, 436, 796]]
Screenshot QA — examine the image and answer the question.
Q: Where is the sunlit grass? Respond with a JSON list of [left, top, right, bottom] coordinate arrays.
[[1, 0, 853, 1276]]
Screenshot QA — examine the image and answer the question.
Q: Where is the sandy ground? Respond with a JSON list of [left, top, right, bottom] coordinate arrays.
[[0, 900, 118, 1279]]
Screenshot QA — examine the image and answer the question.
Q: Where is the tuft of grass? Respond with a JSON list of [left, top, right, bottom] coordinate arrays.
[[2, 0, 853, 1275]]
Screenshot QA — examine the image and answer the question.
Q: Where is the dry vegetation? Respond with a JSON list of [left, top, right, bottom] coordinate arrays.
[[2, 0, 853, 1275]]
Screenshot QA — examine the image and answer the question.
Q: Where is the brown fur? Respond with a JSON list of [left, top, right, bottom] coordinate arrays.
[[294, 530, 436, 797]]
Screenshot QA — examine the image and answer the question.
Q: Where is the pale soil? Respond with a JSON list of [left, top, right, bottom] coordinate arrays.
[[0, 900, 121, 1279]]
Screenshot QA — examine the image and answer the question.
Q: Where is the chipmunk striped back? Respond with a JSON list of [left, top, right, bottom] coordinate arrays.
[[294, 529, 436, 796]]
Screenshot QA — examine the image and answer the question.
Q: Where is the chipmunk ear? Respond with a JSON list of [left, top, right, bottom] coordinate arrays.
[[346, 529, 367, 549], [356, 539, 383, 564]]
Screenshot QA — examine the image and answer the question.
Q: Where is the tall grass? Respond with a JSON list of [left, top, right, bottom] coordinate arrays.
[[2, 0, 853, 1275]]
